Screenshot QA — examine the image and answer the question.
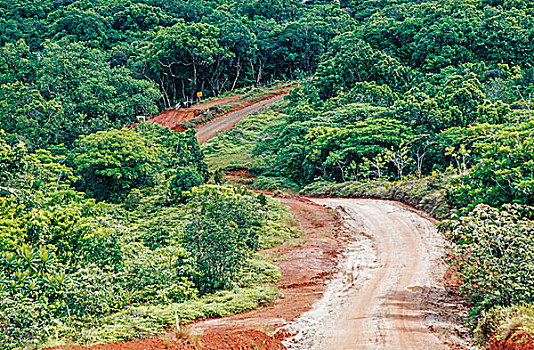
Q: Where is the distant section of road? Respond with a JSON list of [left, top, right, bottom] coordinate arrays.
[[196, 94, 286, 144]]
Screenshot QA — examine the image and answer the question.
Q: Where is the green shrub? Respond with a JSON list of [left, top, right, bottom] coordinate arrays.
[[213, 168, 224, 184], [169, 167, 204, 203], [183, 185, 263, 293], [446, 204, 534, 313], [73, 128, 160, 203], [0, 293, 53, 349], [447, 123, 534, 212]]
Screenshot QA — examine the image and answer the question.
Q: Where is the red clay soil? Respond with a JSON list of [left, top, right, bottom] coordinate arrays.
[[46, 330, 285, 350], [488, 333, 534, 350], [150, 88, 288, 131], [150, 94, 245, 131]]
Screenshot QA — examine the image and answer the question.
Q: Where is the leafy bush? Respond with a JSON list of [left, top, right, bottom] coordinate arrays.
[[73, 128, 160, 203], [183, 185, 264, 293], [169, 167, 204, 203], [446, 204, 534, 313], [0, 293, 54, 349]]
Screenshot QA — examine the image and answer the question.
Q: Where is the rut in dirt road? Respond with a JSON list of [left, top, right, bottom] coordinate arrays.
[[281, 198, 474, 350]]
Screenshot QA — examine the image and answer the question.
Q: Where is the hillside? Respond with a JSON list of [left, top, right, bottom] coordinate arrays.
[[2, 0, 534, 349]]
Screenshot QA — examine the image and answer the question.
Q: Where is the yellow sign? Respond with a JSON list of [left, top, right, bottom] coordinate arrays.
[[197, 92, 203, 98]]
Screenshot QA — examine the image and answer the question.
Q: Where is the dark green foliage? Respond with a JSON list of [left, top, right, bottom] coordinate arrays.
[[213, 168, 224, 184], [447, 121, 534, 212], [169, 167, 204, 203], [73, 128, 159, 203], [0, 0, 352, 149], [353, 1, 534, 71], [255, 110, 414, 185], [72, 124, 210, 203], [313, 32, 413, 99], [257, 193, 267, 206]]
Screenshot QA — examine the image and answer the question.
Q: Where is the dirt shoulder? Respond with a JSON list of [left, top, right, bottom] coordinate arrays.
[[44, 330, 285, 350]]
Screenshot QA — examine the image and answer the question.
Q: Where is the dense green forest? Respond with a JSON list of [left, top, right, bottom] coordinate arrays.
[[3, 0, 534, 347], [0, 0, 352, 151], [0, 0, 320, 347]]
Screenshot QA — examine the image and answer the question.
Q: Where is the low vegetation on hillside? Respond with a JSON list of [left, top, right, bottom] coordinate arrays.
[[0, 124, 298, 348]]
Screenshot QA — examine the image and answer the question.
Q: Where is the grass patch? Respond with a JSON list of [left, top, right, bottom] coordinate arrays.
[[42, 286, 278, 347], [202, 108, 288, 170], [200, 81, 292, 104], [259, 193, 301, 248]]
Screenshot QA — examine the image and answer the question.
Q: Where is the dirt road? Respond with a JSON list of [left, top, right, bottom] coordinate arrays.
[[196, 94, 285, 143], [282, 198, 473, 350]]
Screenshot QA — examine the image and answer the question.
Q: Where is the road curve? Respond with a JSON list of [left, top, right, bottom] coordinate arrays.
[[282, 198, 472, 350], [196, 94, 286, 144]]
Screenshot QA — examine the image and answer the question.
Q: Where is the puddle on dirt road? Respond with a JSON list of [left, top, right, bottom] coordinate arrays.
[[407, 285, 424, 293]]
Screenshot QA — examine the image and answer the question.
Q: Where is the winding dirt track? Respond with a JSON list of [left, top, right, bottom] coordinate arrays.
[[196, 94, 285, 143], [283, 198, 472, 350]]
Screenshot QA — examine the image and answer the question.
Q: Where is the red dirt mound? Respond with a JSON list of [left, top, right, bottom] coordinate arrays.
[[489, 333, 534, 350], [150, 94, 246, 131], [45, 330, 285, 350]]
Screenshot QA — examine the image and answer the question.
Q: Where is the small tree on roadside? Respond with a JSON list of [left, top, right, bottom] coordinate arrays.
[[182, 186, 263, 293]]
